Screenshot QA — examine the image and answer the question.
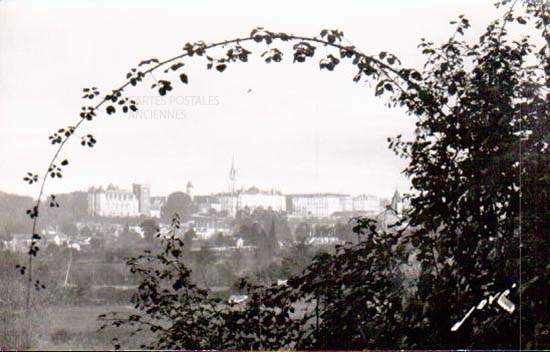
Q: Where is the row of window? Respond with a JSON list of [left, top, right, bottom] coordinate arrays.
[[95, 192, 137, 201]]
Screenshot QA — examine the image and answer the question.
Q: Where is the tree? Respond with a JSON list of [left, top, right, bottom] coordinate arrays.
[[288, 218, 407, 349], [294, 222, 311, 242], [183, 227, 196, 249], [313, 224, 332, 238], [194, 244, 215, 288], [41, 191, 88, 226], [140, 219, 158, 243], [44, 242, 61, 257], [99, 216, 303, 349], [255, 226, 277, 275], [281, 235, 313, 278], [234, 208, 292, 243], [118, 224, 143, 247], [0, 192, 34, 238], [122, 223, 130, 237], [236, 222, 262, 246], [334, 221, 355, 242], [0, 225, 13, 244], [80, 226, 93, 237], [212, 232, 234, 247], [89, 236, 104, 251], [384, 3, 549, 348], [161, 192, 193, 221], [60, 222, 78, 237], [0, 251, 32, 349]]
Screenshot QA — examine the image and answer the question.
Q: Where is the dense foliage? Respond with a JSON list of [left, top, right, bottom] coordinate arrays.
[[99, 215, 407, 349]]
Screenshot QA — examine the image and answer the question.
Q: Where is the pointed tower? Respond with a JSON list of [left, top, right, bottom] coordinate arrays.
[[229, 158, 238, 194], [186, 181, 194, 200], [390, 188, 402, 214]]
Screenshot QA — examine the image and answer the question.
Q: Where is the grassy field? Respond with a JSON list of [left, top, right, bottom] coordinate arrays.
[[31, 304, 153, 350]]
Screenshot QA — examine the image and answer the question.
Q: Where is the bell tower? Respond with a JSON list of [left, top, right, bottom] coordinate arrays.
[[186, 181, 194, 200]]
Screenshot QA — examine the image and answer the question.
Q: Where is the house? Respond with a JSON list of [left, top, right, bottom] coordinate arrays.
[[228, 295, 248, 304]]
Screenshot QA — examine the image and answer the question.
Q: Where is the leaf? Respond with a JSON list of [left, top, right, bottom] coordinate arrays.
[[216, 64, 227, 72], [60, 159, 69, 166], [170, 62, 185, 71], [180, 73, 188, 84], [411, 71, 422, 81], [106, 105, 116, 115]]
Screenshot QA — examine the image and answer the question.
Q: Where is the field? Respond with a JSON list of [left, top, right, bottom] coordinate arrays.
[[31, 304, 152, 350]]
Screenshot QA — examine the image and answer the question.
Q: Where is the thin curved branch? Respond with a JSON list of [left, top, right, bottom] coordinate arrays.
[[23, 30, 444, 312]]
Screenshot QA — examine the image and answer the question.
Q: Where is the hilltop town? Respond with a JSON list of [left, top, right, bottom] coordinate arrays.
[[85, 160, 406, 240]]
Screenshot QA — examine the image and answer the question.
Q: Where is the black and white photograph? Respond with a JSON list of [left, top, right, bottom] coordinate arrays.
[[0, 0, 549, 350]]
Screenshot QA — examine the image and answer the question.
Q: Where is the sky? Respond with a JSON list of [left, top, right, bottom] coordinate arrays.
[[0, 0, 503, 199]]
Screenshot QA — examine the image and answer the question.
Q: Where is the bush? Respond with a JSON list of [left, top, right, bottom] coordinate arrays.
[[50, 328, 71, 344]]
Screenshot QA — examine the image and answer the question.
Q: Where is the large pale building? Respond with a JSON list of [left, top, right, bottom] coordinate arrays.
[[200, 188, 286, 217], [195, 160, 286, 217], [194, 160, 387, 219], [194, 195, 222, 214], [88, 185, 139, 217], [352, 194, 383, 214], [286, 193, 352, 218], [218, 193, 239, 216], [239, 187, 286, 213], [88, 184, 163, 218]]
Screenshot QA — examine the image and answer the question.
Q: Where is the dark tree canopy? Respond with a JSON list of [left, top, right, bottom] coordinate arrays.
[[139, 219, 158, 243], [160, 192, 193, 221]]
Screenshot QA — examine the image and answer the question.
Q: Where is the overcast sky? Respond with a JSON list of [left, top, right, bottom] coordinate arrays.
[[1, 0, 505, 199]]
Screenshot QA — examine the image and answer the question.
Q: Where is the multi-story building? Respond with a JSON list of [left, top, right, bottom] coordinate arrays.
[[88, 184, 139, 217], [352, 194, 383, 214], [286, 193, 352, 218], [239, 187, 286, 213], [218, 193, 239, 216], [195, 161, 286, 217], [88, 184, 163, 218], [132, 184, 151, 216], [194, 195, 222, 214], [150, 196, 167, 218], [87, 159, 399, 223], [190, 215, 231, 239], [200, 188, 286, 217]]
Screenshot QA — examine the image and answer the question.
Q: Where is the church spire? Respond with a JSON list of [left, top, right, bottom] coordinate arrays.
[[229, 157, 237, 194]]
